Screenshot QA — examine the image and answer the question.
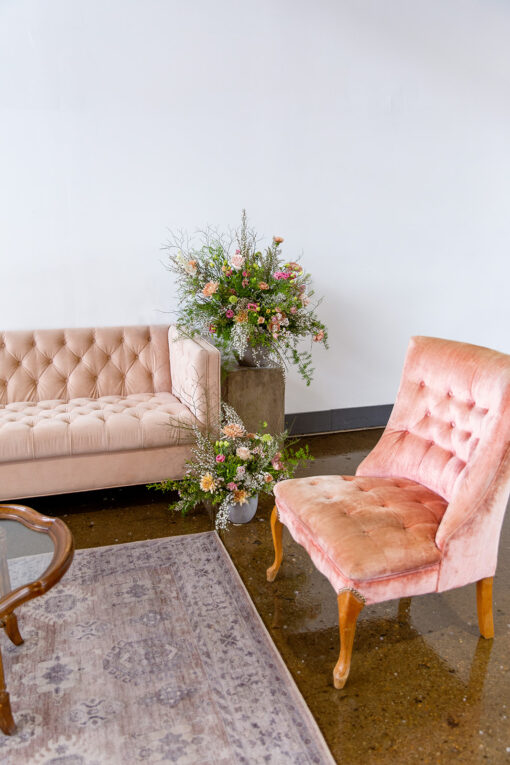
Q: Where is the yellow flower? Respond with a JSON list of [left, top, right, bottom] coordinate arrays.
[[233, 489, 248, 505], [200, 473, 217, 493]]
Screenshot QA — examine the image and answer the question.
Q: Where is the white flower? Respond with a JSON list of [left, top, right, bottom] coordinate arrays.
[[236, 465, 246, 476], [236, 447, 251, 461]]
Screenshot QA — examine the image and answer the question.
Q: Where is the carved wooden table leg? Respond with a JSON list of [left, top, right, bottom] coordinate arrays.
[[3, 613, 23, 646], [0, 647, 15, 735], [267, 506, 283, 582], [333, 589, 365, 689]]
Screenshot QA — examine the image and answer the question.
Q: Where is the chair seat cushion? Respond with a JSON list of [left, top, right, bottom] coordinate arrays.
[[274, 475, 448, 582], [0, 393, 197, 462]]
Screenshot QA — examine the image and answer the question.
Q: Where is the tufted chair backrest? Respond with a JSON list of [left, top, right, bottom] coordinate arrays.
[[0, 325, 172, 404], [357, 337, 510, 562]]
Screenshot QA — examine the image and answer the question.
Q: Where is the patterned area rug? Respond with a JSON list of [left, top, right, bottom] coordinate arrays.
[[0, 532, 334, 764]]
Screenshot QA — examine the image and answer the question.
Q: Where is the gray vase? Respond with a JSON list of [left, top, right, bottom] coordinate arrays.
[[228, 494, 258, 524]]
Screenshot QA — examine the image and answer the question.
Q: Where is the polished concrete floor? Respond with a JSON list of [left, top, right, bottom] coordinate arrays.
[[22, 430, 510, 764]]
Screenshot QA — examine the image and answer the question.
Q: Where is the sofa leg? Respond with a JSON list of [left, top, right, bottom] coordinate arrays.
[[333, 589, 365, 689], [3, 613, 23, 646], [266, 506, 283, 582], [476, 577, 494, 639]]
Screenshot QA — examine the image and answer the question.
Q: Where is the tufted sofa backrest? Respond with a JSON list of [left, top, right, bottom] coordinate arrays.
[[357, 336, 510, 552], [0, 325, 172, 404]]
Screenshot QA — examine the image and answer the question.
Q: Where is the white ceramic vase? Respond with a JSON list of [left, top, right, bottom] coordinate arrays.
[[227, 494, 258, 524]]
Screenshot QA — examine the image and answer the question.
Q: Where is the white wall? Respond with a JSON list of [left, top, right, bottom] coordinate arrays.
[[1, 0, 509, 414]]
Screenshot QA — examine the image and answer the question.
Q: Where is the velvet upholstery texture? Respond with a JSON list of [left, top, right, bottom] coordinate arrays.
[[0, 325, 221, 500], [0, 393, 196, 462], [274, 336, 510, 605]]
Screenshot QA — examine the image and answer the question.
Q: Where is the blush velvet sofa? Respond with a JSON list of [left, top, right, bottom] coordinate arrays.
[[0, 325, 220, 500]]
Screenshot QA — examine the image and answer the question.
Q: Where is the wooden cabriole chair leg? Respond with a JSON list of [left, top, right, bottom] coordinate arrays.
[[0, 647, 15, 735], [266, 506, 283, 582], [476, 577, 494, 639], [333, 589, 365, 690]]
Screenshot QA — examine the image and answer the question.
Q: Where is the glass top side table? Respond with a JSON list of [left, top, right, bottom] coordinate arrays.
[[0, 504, 74, 735]]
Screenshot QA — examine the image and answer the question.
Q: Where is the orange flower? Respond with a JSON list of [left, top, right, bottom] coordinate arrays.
[[258, 282, 269, 290], [314, 329, 325, 342], [222, 423, 245, 439], [235, 310, 249, 324], [257, 316, 265, 324], [264, 473, 274, 483], [184, 260, 197, 274], [286, 261, 303, 273], [202, 281, 219, 297], [273, 236, 284, 244], [233, 489, 248, 505]]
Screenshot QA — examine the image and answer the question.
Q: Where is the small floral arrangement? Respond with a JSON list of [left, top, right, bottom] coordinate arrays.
[[149, 404, 312, 530], [165, 210, 328, 385]]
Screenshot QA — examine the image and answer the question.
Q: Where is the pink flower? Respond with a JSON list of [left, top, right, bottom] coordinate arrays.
[[242, 270, 248, 277], [236, 465, 246, 477], [242, 279, 249, 287], [235, 249, 240, 254], [264, 473, 274, 483], [314, 329, 325, 342], [226, 269, 233, 276], [227, 482, 238, 491], [273, 236, 284, 244], [247, 303, 258, 311], [290, 306, 297, 314], [272, 452, 284, 471], [231, 252, 244, 270], [225, 309, 235, 318], [209, 324, 216, 334], [273, 271, 291, 280], [257, 316, 265, 324], [216, 454, 225, 462]]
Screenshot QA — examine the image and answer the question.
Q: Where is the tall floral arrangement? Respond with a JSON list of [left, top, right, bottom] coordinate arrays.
[[149, 404, 311, 530], [165, 210, 328, 385]]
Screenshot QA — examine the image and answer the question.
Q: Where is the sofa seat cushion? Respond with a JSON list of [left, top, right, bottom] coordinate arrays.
[[0, 393, 198, 462], [274, 475, 448, 582]]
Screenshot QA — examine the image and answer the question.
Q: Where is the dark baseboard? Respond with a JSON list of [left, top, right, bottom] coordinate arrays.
[[284, 404, 393, 436]]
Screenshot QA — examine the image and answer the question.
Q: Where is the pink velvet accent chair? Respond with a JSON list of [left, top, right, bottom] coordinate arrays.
[[267, 336, 510, 688]]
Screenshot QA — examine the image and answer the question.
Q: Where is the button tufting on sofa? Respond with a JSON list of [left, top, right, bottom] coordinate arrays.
[[0, 325, 221, 498]]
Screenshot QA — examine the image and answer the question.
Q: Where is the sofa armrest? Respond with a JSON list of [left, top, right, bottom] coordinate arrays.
[[168, 326, 221, 433]]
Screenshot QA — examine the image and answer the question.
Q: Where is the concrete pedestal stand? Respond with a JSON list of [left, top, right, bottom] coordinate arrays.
[[222, 364, 285, 435]]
